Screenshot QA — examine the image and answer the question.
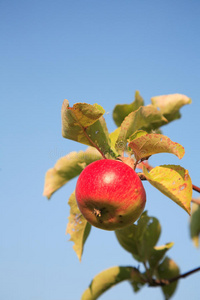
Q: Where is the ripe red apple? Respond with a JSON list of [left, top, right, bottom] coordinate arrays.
[[75, 159, 146, 230]]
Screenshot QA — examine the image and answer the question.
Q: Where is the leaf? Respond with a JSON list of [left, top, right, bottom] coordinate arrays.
[[81, 266, 134, 300], [113, 91, 144, 127], [86, 117, 116, 158], [62, 100, 104, 144], [135, 212, 161, 262], [130, 279, 146, 293], [128, 131, 185, 161], [61, 100, 114, 157], [190, 201, 200, 247], [43, 147, 102, 199], [151, 93, 192, 122], [143, 165, 192, 215], [66, 192, 91, 261], [115, 212, 161, 262], [115, 224, 140, 260], [156, 257, 180, 300], [129, 268, 146, 293], [109, 127, 121, 154], [115, 105, 167, 153], [149, 242, 174, 270]]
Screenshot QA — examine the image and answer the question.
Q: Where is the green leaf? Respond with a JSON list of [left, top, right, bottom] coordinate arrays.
[[135, 212, 161, 262], [109, 127, 121, 155], [115, 212, 161, 262], [115, 106, 167, 153], [151, 93, 192, 122], [129, 268, 146, 292], [43, 147, 102, 199], [61, 100, 114, 157], [66, 192, 91, 261], [81, 266, 134, 300], [130, 279, 146, 293], [190, 201, 200, 247], [156, 256, 180, 300], [115, 224, 140, 260], [113, 91, 144, 127], [128, 131, 185, 161], [149, 242, 174, 270], [143, 165, 192, 215]]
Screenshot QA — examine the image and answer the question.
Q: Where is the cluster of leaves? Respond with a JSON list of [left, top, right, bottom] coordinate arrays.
[[82, 211, 179, 300], [43, 91, 200, 299]]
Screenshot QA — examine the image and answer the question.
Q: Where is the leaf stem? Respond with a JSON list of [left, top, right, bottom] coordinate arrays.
[[137, 161, 153, 171], [143, 262, 153, 285]]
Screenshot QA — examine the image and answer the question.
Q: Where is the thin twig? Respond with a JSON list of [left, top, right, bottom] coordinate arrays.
[[192, 184, 200, 193], [149, 266, 200, 287], [169, 266, 200, 284], [191, 198, 200, 206]]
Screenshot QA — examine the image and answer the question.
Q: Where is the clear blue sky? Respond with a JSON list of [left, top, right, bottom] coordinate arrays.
[[1, 1, 200, 299]]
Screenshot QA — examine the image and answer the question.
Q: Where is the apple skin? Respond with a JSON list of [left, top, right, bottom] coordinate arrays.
[[75, 159, 146, 230]]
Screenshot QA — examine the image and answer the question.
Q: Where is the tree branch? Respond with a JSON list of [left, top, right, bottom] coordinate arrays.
[[149, 266, 200, 287], [192, 184, 200, 193]]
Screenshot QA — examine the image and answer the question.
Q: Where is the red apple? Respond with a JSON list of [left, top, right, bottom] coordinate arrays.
[[75, 159, 146, 230]]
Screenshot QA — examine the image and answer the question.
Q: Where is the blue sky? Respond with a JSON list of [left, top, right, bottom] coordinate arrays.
[[1, 1, 200, 299]]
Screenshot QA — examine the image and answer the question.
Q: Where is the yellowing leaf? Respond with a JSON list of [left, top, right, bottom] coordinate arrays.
[[143, 165, 192, 214], [43, 147, 102, 199], [109, 127, 121, 150], [128, 131, 185, 161], [81, 266, 134, 300], [62, 100, 105, 144], [66, 192, 91, 261], [61, 100, 114, 157], [151, 93, 192, 122]]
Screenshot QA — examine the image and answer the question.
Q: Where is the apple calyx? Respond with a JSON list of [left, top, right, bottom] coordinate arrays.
[[93, 208, 102, 217]]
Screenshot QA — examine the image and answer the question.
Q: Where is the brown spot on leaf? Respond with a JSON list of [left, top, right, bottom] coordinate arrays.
[[179, 183, 187, 191]]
